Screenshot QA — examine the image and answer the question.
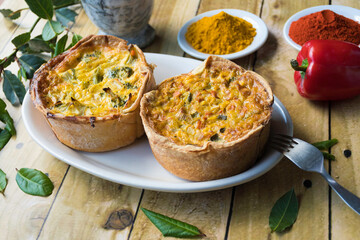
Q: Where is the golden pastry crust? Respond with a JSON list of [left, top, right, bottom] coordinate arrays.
[[140, 56, 273, 181], [30, 35, 155, 152]]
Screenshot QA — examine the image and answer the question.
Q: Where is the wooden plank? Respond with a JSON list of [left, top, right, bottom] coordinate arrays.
[[130, 1, 262, 239], [0, 3, 71, 239], [34, 8, 142, 240], [144, 0, 200, 55], [0, 0, 29, 55], [330, 1, 360, 239], [0, 5, 90, 240], [228, 0, 330, 239], [38, 168, 143, 239], [69, 9, 98, 37], [130, 190, 232, 240]]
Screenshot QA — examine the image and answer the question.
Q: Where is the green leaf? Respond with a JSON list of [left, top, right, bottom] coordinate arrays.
[[0, 99, 16, 136], [322, 152, 336, 161], [19, 54, 46, 79], [269, 188, 298, 232], [52, 0, 77, 7], [141, 208, 203, 238], [42, 20, 64, 41], [0, 9, 21, 20], [55, 8, 77, 26], [16, 168, 54, 196], [19, 66, 27, 81], [3, 70, 26, 105], [54, 34, 68, 57], [24, 0, 53, 19], [20, 36, 53, 54], [66, 33, 82, 49], [0, 54, 15, 68], [0, 169, 7, 193], [0, 111, 16, 136], [0, 129, 12, 150], [312, 139, 338, 151], [11, 32, 31, 48], [0, 99, 5, 110]]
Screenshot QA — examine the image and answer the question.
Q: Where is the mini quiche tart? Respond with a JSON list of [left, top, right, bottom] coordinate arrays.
[[30, 35, 155, 152], [140, 56, 273, 181]]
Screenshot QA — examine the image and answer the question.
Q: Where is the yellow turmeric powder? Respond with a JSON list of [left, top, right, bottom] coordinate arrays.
[[185, 11, 257, 55]]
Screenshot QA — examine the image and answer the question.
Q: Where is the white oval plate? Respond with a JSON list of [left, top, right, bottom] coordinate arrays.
[[22, 53, 292, 193], [283, 5, 360, 51], [177, 9, 268, 60]]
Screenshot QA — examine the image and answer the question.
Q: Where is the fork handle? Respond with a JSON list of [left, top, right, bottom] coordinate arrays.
[[321, 170, 360, 215]]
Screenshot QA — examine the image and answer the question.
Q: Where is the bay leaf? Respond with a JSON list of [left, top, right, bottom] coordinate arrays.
[[0, 9, 21, 20], [66, 33, 82, 50], [16, 168, 54, 196], [11, 32, 31, 48], [54, 34, 68, 57], [0, 129, 12, 150], [42, 20, 64, 41], [269, 188, 298, 232], [55, 8, 77, 26], [0, 169, 7, 194], [3, 70, 26, 105], [52, 0, 77, 7], [141, 208, 203, 238], [25, 0, 53, 19], [19, 54, 46, 79], [20, 36, 53, 54]]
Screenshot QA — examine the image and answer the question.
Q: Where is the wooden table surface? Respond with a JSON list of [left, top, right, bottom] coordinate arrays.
[[1, 0, 359, 239]]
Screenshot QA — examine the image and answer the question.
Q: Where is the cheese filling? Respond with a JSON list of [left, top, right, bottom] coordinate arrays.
[[44, 47, 141, 117], [147, 69, 271, 146]]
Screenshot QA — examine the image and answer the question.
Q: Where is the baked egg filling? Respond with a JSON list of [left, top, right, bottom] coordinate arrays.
[[44, 47, 142, 117], [147, 69, 271, 146]]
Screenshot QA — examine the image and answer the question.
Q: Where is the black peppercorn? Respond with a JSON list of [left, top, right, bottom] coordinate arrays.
[[344, 149, 352, 158]]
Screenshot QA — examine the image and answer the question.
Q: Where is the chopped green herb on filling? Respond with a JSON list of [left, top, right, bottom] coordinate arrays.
[[188, 92, 192, 103], [191, 112, 199, 118], [82, 51, 101, 63], [92, 67, 103, 84], [120, 67, 133, 78], [210, 133, 220, 142], [107, 67, 120, 78], [124, 82, 137, 89]]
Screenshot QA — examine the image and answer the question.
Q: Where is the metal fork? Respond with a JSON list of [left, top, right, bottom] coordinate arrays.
[[271, 134, 360, 215]]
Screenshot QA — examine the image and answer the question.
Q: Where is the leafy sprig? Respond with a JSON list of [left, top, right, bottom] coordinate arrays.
[[312, 139, 338, 160], [0, 0, 82, 151]]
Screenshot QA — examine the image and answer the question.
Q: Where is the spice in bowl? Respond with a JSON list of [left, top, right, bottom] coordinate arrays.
[[185, 11, 256, 55], [289, 10, 360, 46]]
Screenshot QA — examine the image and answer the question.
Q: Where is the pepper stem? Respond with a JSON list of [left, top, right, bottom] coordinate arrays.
[[290, 59, 307, 71]]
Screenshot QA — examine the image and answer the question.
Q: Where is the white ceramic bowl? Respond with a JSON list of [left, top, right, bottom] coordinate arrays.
[[283, 5, 360, 51], [177, 9, 268, 60]]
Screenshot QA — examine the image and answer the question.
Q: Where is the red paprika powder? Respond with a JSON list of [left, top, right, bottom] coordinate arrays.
[[289, 10, 360, 46]]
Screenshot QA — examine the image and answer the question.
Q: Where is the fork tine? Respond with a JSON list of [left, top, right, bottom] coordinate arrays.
[[275, 134, 293, 139], [270, 139, 292, 149], [269, 143, 289, 153], [270, 134, 298, 153], [273, 134, 298, 145]]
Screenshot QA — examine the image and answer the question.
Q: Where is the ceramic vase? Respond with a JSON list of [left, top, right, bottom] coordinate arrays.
[[81, 0, 155, 48]]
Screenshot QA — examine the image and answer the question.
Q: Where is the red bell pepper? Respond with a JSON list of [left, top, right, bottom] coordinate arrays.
[[290, 40, 360, 100]]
